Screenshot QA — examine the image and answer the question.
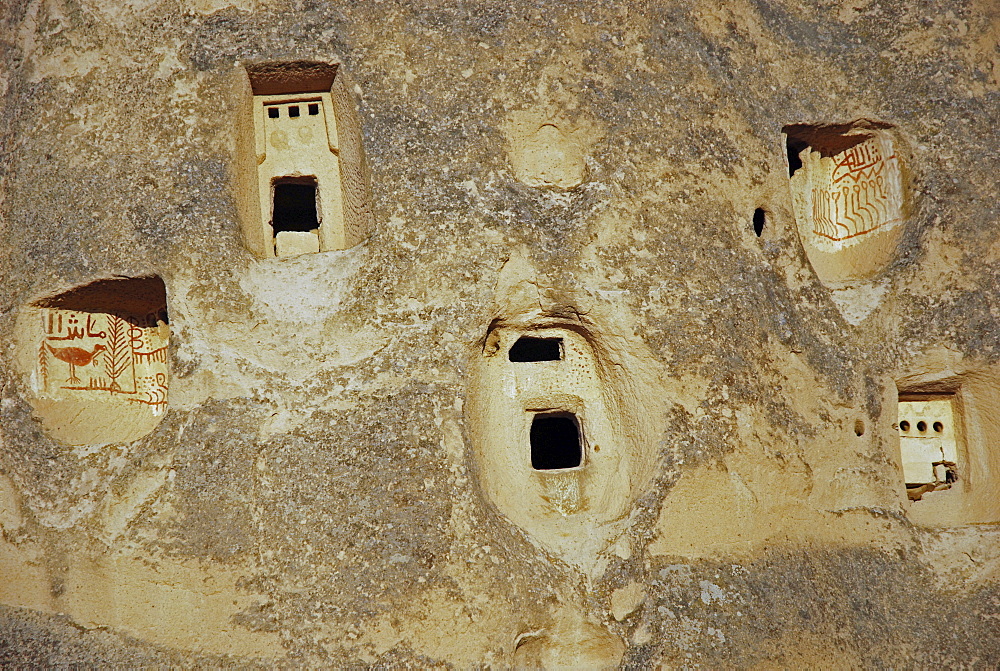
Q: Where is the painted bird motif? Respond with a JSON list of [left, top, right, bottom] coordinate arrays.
[[45, 343, 106, 385]]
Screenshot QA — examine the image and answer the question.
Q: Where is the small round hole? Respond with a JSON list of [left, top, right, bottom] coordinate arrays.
[[933, 421, 944, 433], [917, 421, 927, 432], [854, 419, 865, 437], [899, 420, 910, 432], [752, 208, 766, 237]]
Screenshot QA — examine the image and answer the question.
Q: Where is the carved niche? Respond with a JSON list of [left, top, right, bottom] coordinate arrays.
[[15, 277, 169, 445], [236, 60, 374, 259], [784, 121, 910, 286]]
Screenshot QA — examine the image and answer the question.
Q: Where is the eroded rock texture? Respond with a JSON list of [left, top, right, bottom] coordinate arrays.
[[1, 0, 998, 666]]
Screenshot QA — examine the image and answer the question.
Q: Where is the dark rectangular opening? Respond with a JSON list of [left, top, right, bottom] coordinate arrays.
[[288, 105, 300, 117], [267, 107, 279, 118], [308, 103, 319, 115], [509, 337, 562, 362], [272, 180, 319, 233], [530, 413, 582, 470]]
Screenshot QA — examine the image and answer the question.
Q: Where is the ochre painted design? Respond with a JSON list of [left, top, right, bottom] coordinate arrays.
[[805, 134, 904, 247], [785, 122, 909, 285], [15, 277, 170, 446], [38, 309, 168, 409]]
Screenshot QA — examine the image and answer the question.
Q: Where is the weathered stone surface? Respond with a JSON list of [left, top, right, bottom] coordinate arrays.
[[1, 0, 998, 666]]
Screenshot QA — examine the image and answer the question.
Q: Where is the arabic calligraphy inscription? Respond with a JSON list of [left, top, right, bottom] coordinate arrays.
[[789, 129, 905, 252]]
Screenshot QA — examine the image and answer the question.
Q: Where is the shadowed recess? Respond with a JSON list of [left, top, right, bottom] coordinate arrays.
[[32, 276, 168, 321], [272, 180, 319, 233], [509, 337, 562, 362], [247, 60, 338, 95], [785, 136, 809, 177], [782, 121, 890, 160], [530, 413, 582, 470], [753, 208, 766, 236]]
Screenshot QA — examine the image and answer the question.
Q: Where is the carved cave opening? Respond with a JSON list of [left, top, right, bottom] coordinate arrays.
[[782, 120, 905, 275], [242, 59, 374, 258], [509, 337, 563, 362], [530, 412, 582, 470]]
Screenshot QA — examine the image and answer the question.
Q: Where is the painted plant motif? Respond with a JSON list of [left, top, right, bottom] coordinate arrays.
[[37, 308, 169, 412]]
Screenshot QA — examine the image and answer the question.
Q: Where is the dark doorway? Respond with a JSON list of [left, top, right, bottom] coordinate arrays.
[[530, 413, 582, 470], [272, 179, 319, 233]]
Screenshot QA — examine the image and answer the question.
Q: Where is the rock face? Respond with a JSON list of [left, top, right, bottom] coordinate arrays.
[[1, 0, 998, 666]]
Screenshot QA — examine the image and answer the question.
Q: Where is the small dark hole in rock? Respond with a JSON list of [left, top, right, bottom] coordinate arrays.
[[308, 103, 319, 115], [855, 419, 865, 437], [289, 105, 300, 117], [268, 107, 279, 119], [530, 413, 582, 470], [917, 421, 927, 432], [509, 337, 562, 362], [899, 421, 910, 432], [933, 421, 944, 433], [753, 208, 766, 237]]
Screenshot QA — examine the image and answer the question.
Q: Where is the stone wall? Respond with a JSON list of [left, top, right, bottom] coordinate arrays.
[[1, 0, 998, 666]]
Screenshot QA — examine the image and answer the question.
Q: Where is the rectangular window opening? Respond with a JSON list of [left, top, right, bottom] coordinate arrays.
[[509, 337, 563, 362], [530, 412, 582, 470], [272, 180, 319, 233], [267, 106, 279, 119], [308, 103, 319, 116], [288, 105, 300, 117]]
